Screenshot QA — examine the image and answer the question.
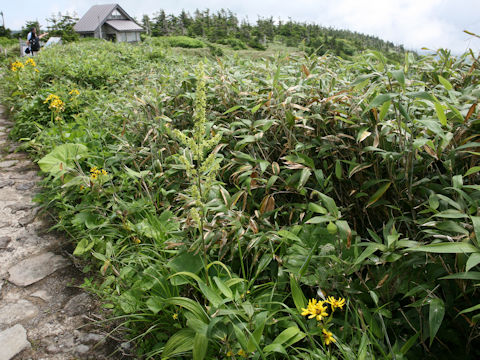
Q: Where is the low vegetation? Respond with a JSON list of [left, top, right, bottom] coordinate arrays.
[[1, 39, 480, 359]]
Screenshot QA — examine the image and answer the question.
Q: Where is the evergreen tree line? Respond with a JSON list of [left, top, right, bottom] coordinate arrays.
[[141, 8, 406, 56]]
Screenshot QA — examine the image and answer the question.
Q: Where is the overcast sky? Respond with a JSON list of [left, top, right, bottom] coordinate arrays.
[[2, 0, 480, 54]]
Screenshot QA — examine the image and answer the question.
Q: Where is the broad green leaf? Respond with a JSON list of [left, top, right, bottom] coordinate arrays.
[[198, 281, 223, 307], [213, 277, 233, 299], [397, 102, 411, 122], [298, 168, 311, 189], [370, 93, 396, 109], [335, 160, 342, 179], [316, 192, 339, 219], [440, 272, 480, 280], [290, 275, 307, 312], [193, 333, 208, 360], [251, 102, 262, 114], [471, 216, 480, 247], [391, 69, 405, 87], [438, 75, 453, 90], [466, 253, 480, 272], [307, 203, 327, 214], [434, 102, 447, 126], [465, 166, 480, 176], [223, 105, 242, 115], [366, 181, 391, 208], [306, 215, 336, 224], [164, 297, 208, 323], [73, 238, 93, 256], [408, 91, 437, 102], [162, 329, 195, 359], [168, 252, 203, 274], [271, 326, 304, 346], [354, 245, 380, 266], [429, 298, 445, 346], [459, 303, 480, 315], [38, 143, 88, 176], [124, 166, 150, 179], [410, 242, 478, 253], [379, 100, 391, 121], [263, 343, 287, 355], [232, 324, 248, 350], [278, 229, 302, 242], [401, 332, 420, 355], [146, 296, 163, 314], [247, 312, 267, 352]]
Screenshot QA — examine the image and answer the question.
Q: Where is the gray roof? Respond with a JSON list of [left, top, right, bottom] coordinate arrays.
[[105, 20, 143, 32], [74, 4, 143, 33]]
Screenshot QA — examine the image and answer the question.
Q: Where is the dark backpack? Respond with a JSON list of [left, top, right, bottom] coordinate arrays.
[[30, 34, 40, 51]]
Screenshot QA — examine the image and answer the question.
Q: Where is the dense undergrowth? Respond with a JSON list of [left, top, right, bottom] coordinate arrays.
[[2, 41, 480, 359]]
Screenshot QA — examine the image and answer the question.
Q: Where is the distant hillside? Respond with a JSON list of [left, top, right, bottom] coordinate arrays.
[[141, 8, 408, 60]]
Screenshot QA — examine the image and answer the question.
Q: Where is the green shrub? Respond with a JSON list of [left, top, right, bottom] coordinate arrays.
[[2, 41, 480, 360], [218, 38, 247, 50]]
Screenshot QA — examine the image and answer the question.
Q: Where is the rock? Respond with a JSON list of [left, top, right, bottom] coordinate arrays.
[[0, 160, 18, 169], [8, 252, 70, 287], [0, 236, 11, 248], [0, 324, 30, 360], [0, 222, 10, 229], [30, 290, 51, 302], [15, 182, 35, 191], [63, 293, 93, 316], [78, 332, 104, 344], [74, 344, 90, 355], [0, 299, 38, 326], [6, 203, 34, 214], [0, 179, 15, 188], [15, 165, 37, 173], [18, 214, 36, 226], [61, 334, 75, 348], [46, 344, 59, 354]]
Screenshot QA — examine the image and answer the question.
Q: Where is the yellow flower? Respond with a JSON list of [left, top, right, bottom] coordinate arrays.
[[69, 89, 80, 96], [44, 94, 58, 103], [226, 350, 233, 357], [133, 237, 141, 244], [237, 349, 247, 358], [79, 185, 85, 190], [90, 173, 98, 180], [301, 298, 329, 321], [172, 313, 178, 320], [101, 169, 107, 176], [11, 61, 24, 71], [326, 296, 346, 311], [322, 328, 336, 345], [43, 94, 64, 112], [90, 166, 98, 173], [24, 58, 36, 67], [49, 98, 64, 111]]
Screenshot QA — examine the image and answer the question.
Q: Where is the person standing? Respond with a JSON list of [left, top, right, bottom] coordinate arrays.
[[26, 27, 47, 55]]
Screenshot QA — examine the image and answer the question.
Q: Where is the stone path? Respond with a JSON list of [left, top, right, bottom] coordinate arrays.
[[0, 105, 123, 359]]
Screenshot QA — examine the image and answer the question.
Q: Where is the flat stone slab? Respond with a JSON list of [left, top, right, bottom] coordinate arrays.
[[30, 289, 51, 302], [0, 180, 15, 189], [8, 252, 70, 287], [0, 324, 30, 360], [0, 236, 11, 248], [0, 160, 18, 169], [0, 299, 38, 326]]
